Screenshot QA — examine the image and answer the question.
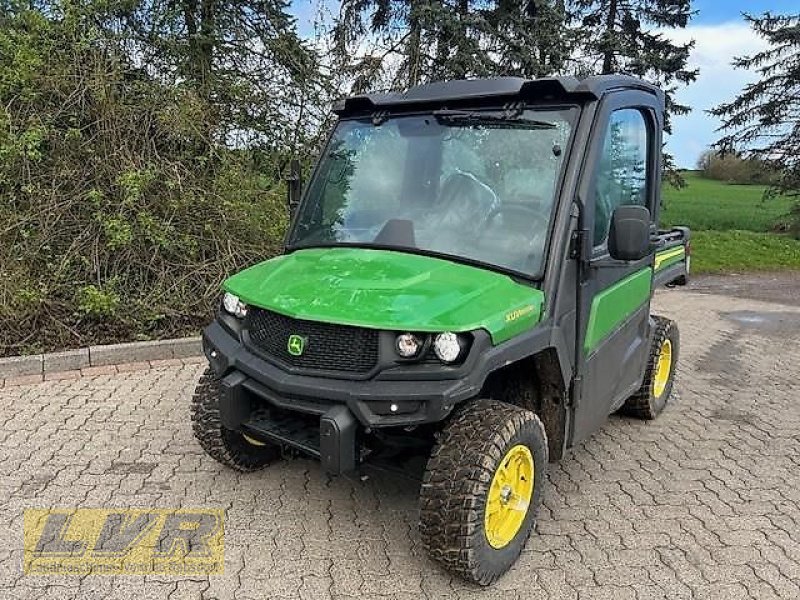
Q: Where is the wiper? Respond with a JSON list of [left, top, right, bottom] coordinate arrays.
[[432, 109, 556, 129]]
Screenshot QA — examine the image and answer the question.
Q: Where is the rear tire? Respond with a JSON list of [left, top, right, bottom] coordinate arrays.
[[623, 316, 679, 419], [419, 399, 548, 586], [191, 368, 279, 471]]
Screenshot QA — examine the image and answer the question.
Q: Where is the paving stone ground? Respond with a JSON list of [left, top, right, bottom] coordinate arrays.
[[1, 289, 799, 599]]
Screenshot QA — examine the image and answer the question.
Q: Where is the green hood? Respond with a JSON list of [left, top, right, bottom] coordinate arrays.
[[224, 247, 543, 344]]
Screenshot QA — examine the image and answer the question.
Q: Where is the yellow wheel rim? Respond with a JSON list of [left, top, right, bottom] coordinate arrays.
[[484, 444, 534, 549], [652, 339, 673, 398], [242, 433, 266, 446]]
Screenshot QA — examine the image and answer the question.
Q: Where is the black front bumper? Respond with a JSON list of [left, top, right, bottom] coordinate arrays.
[[222, 370, 359, 474], [202, 319, 485, 473]]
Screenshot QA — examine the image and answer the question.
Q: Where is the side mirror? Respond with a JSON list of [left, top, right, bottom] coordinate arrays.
[[285, 159, 302, 218], [608, 205, 651, 261]]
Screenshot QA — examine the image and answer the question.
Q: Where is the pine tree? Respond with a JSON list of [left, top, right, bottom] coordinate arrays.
[[486, 0, 573, 78], [333, 0, 572, 91], [569, 1, 696, 186], [334, 0, 696, 100], [712, 11, 800, 235], [571, 0, 696, 129]]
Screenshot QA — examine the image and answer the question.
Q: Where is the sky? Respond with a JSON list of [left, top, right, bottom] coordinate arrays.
[[663, 0, 796, 167], [288, 0, 797, 168]]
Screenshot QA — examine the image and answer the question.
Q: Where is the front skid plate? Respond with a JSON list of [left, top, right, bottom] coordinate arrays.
[[241, 405, 358, 475], [242, 412, 321, 457]]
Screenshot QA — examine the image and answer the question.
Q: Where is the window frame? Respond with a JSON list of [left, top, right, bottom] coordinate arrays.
[[590, 107, 655, 250], [285, 105, 581, 281], [573, 87, 664, 265]]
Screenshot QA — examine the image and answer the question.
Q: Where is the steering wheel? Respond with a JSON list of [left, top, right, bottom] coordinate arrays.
[[484, 202, 549, 233], [481, 202, 550, 272], [434, 171, 498, 234]]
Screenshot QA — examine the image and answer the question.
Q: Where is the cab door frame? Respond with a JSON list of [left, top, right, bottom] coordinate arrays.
[[569, 88, 664, 445]]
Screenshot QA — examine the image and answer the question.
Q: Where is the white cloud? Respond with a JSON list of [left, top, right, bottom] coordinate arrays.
[[661, 21, 769, 168]]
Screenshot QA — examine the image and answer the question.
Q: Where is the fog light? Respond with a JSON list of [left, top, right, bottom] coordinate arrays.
[[373, 401, 419, 415], [395, 333, 421, 358], [433, 332, 462, 363]]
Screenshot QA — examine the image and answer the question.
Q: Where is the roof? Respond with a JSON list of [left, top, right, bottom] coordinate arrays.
[[333, 75, 663, 116]]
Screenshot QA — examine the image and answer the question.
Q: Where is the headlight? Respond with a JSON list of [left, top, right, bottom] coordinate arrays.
[[433, 332, 463, 363], [395, 333, 422, 358], [222, 292, 248, 319]]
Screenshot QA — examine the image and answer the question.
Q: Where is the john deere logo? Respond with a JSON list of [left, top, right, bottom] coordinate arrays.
[[287, 334, 306, 356]]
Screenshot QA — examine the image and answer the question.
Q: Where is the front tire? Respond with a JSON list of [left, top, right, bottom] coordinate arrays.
[[419, 399, 548, 586], [191, 368, 279, 471]]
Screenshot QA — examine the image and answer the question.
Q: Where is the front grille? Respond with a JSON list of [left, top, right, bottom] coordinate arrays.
[[245, 308, 379, 374]]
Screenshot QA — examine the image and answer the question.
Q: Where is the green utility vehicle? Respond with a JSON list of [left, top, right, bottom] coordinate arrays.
[[192, 75, 690, 584]]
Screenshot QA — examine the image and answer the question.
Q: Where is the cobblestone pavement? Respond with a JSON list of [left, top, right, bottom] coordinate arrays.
[[2, 289, 800, 600]]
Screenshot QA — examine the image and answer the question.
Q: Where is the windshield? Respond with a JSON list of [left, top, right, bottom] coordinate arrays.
[[289, 108, 576, 277]]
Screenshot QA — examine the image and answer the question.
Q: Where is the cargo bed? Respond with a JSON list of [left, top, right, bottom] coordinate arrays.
[[654, 226, 690, 288]]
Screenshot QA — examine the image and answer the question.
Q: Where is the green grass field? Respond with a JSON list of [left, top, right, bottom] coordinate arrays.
[[659, 172, 800, 274]]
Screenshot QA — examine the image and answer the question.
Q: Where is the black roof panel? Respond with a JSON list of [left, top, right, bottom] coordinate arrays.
[[401, 76, 577, 100], [333, 74, 663, 116]]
